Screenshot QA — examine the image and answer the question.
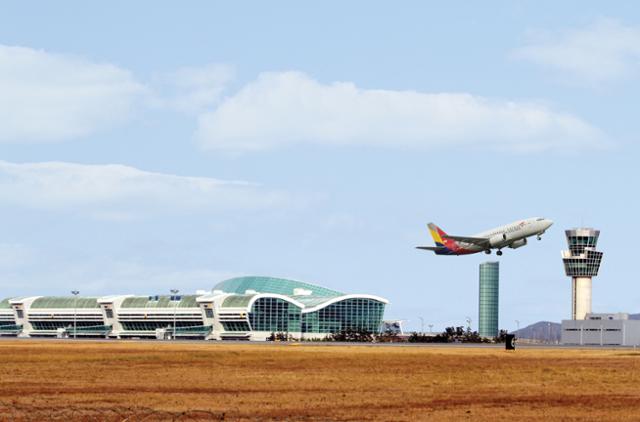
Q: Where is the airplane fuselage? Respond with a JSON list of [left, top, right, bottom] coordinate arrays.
[[418, 217, 553, 256]]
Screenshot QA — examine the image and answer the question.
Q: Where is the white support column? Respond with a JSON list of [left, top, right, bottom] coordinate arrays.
[[571, 278, 576, 320], [572, 277, 592, 320]]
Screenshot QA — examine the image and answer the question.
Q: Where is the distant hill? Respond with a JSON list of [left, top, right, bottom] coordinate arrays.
[[514, 321, 561, 342], [629, 314, 640, 320]]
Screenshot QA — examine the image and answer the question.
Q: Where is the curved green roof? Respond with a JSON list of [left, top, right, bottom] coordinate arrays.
[[120, 295, 198, 309], [0, 298, 12, 309], [214, 276, 343, 297], [221, 295, 255, 308], [31, 297, 100, 309]]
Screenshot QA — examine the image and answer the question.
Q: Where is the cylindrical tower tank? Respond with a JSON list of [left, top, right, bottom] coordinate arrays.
[[561, 228, 603, 320], [479, 261, 499, 338]]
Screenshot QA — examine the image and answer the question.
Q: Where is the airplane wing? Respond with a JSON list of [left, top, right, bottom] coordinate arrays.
[[443, 235, 490, 247]]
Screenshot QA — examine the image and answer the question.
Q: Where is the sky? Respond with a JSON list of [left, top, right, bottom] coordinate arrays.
[[0, 1, 639, 332]]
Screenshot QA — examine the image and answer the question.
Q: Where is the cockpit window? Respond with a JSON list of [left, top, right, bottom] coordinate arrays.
[[536, 218, 544, 221]]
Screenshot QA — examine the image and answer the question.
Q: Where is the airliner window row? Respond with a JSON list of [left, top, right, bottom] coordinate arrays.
[[488, 225, 519, 237]]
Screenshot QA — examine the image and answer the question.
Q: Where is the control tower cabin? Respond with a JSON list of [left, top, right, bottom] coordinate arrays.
[[561, 228, 604, 320]]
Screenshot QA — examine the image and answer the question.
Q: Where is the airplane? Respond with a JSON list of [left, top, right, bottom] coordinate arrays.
[[416, 217, 553, 256]]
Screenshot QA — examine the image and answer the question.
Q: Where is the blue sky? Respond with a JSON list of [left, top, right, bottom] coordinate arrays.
[[0, 2, 639, 331]]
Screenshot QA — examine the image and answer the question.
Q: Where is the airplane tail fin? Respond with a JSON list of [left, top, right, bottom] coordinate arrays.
[[427, 223, 449, 247]]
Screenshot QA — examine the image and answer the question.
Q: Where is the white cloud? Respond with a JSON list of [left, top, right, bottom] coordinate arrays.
[[0, 45, 145, 142], [0, 45, 235, 142], [196, 71, 605, 153], [0, 43, 606, 153], [513, 19, 640, 82], [151, 63, 235, 113], [0, 161, 285, 216], [0, 45, 145, 143]]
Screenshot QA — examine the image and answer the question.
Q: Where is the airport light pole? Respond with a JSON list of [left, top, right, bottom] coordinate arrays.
[[170, 289, 179, 340], [71, 290, 79, 340], [515, 320, 520, 332], [428, 324, 434, 334], [418, 316, 424, 334]]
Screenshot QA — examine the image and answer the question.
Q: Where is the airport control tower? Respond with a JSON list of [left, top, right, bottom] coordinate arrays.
[[561, 228, 604, 320]]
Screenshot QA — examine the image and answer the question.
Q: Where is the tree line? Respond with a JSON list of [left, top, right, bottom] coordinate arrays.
[[267, 327, 510, 343]]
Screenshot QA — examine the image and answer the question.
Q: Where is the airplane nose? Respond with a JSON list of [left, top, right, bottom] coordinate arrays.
[[546, 219, 554, 229]]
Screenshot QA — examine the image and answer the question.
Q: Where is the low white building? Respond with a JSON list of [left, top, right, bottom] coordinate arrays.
[[561, 313, 640, 346]]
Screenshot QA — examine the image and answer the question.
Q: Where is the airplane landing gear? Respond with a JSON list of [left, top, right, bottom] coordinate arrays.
[[496, 250, 503, 256], [537, 235, 542, 241], [484, 250, 491, 255]]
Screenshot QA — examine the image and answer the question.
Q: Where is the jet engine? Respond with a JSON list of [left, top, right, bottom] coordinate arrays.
[[508, 239, 527, 249], [489, 233, 507, 247]]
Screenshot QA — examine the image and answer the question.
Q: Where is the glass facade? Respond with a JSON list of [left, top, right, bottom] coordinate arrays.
[[174, 325, 212, 334], [0, 324, 21, 333], [221, 321, 251, 331], [568, 234, 599, 255], [249, 297, 301, 332], [478, 262, 499, 338], [562, 251, 603, 276], [31, 320, 103, 330], [216, 277, 388, 336], [301, 298, 385, 334], [120, 320, 199, 331], [563, 229, 603, 277]]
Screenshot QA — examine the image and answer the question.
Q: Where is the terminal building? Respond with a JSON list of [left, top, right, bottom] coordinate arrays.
[[0, 276, 389, 341]]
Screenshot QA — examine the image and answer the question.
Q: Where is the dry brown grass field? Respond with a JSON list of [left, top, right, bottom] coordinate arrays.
[[1, 340, 640, 421]]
